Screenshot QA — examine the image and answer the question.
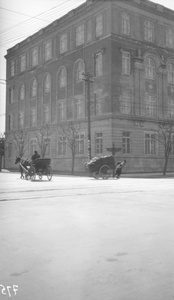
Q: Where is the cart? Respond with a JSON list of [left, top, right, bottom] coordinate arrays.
[[85, 156, 126, 180], [30, 158, 52, 181], [85, 155, 115, 179]]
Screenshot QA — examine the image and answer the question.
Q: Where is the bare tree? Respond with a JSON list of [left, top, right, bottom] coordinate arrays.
[[12, 130, 30, 157], [57, 122, 80, 174], [157, 119, 174, 175], [34, 124, 52, 158]]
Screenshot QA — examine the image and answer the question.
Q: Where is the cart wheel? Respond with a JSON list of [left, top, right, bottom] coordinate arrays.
[[99, 165, 111, 179], [92, 171, 100, 179], [38, 172, 43, 180], [30, 166, 36, 181], [46, 166, 52, 181]]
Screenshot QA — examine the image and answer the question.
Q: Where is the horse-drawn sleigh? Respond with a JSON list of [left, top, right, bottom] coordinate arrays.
[[85, 155, 126, 179], [15, 156, 52, 181]]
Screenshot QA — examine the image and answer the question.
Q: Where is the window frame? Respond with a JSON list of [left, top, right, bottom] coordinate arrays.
[[95, 14, 103, 38], [145, 58, 156, 80], [122, 131, 131, 154], [60, 33, 68, 54], [44, 40, 52, 61], [31, 47, 39, 67], [76, 24, 84, 46], [94, 52, 103, 77], [167, 63, 174, 84], [144, 20, 154, 42], [144, 131, 158, 155], [166, 27, 174, 49], [122, 12, 130, 36], [75, 132, 85, 155], [58, 135, 66, 155], [122, 51, 130, 76], [20, 54, 27, 72]]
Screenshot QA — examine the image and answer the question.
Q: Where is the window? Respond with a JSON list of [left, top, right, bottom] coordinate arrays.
[[59, 68, 66, 88], [120, 91, 131, 114], [43, 105, 50, 124], [58, 101, 66, 121], [31, 79, 37, 98], [44, 74, 51, 93], [87, 20, 92, 42], [75, 61, 84, 83], [144, 20, 154, 42], [19, 84, 25, 101], [95, 132, 103, 154], [9, 87, 14, 104], [74, 97, 84, 119], [172, 134, 174, 155], [75, 133, 85, 154], [167, 98, 174, 118], [30, 108, 36, 127], [145, 94, 157, 117], [166, 28, 174, 49], [167, 63, 174, 84], [20, 54, 26, 72], [58, 136, 66, 155], [92, 93, 102, 115], [95, 14, 103, 38], [122, 132, 130, 154], [31, 47, 38, 67], [95, 52, 103, 77], [60, 33, 67, 54], [122, 13, 130, 36], [8, 115, 13, 130], [10, 61, 15, 77], [76, 24, 84, 46], [44, 40, 52, 61], [122, 51, 130, 75], [30, 139, 37, 156], [145, 132, 157, 155], [19, 111, 24, 128], [145, 58, 156, 80]]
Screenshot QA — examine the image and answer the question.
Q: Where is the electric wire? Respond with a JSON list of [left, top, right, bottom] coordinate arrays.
[[0, 0, 86, 49]]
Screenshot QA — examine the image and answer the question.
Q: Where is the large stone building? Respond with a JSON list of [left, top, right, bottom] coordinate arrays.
[[5, 0, 174, 173]]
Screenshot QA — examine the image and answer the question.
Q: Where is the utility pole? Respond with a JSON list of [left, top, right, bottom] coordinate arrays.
[[82, 72, 93, 161]]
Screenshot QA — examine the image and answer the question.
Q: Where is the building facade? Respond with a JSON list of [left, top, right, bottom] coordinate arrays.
[[5, 0, 174, 173]]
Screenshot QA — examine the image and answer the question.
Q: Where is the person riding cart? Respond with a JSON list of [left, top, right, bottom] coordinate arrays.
[[31, 151, 40, 161]]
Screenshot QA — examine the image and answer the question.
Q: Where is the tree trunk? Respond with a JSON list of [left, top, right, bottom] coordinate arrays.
[[71, 155, 75, 175], [163, 154, 169, 176]]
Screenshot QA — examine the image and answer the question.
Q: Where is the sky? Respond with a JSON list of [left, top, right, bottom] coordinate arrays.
[[0, 0, 174, 134]]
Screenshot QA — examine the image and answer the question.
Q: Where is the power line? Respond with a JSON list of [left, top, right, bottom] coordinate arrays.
[[0, 0, 86, 48], [0, 6, 50, 23], [0, 0, 83, 36]]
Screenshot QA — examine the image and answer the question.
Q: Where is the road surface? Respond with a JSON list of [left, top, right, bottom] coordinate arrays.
[[0, 172, 174, 300]]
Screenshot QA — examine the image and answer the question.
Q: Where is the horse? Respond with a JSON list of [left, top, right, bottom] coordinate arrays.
[[15, 156, 32, 179]]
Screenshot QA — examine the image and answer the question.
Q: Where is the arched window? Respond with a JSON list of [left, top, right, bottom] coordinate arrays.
[[19, 84, 25, 100], [44, 73, 51, 94], [145, 58, 156, 80], [167, 62, 174, 84], [30, 78, 37, 98]]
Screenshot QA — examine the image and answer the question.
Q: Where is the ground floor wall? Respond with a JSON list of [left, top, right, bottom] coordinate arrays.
[[4, 117, 174, 174]]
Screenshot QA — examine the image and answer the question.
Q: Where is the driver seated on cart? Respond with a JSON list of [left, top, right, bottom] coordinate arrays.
[[31, 150, 40, 162]]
